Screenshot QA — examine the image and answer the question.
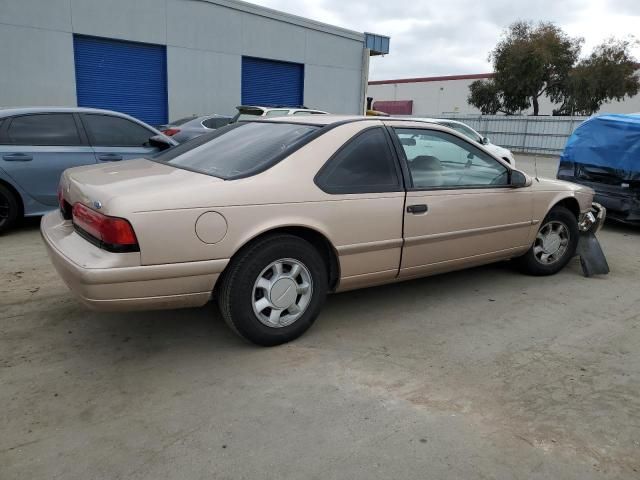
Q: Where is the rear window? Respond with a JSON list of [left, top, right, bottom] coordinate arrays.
[[151, 122, 320, 179]]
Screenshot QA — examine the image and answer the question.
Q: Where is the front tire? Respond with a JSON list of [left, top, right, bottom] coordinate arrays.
[[217, 234, 328, 346], [516, 206, 579, 276], [0, 184, 20, 234]]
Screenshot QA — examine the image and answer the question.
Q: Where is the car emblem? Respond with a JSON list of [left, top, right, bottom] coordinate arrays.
[[93, 201, 102, 210]]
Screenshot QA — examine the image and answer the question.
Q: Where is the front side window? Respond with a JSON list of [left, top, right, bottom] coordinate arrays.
[[315, 127, 400, 194], [152, 122, 319, 179], [6, 114, 81, 146], [395, 128, 508, 189]]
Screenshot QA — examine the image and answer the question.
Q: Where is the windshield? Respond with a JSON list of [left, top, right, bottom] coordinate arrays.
[[151, 122, 320, 179]]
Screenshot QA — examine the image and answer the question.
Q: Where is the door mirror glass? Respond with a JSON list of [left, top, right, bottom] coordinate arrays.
[[510, 170, 529, 187], [481, 137, 490, 145], [149, 134, 174, 151]]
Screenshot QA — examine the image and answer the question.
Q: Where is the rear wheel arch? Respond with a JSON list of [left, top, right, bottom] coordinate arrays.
[[0, 178, 24, 216], [221, 226, 340, 292]]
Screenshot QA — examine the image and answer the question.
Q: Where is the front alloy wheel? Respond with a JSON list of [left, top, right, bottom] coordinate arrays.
[[516, 205, 579, 276], [533, 220, 570, 265]]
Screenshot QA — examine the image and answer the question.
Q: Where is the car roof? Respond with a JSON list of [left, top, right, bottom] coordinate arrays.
[[256, 115, 467, 129], [0, 106, 140, 119]]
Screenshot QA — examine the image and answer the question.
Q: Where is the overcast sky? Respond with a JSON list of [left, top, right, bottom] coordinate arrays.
[[249, 0, 640, 80]]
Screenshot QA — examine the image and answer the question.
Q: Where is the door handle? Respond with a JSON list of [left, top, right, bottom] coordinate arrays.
[[407, 204, 428, 214], [98, 154, 123, 161], [2, 153, 33, 161]]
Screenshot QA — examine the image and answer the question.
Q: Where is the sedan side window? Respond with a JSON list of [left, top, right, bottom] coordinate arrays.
[[315, 127, 401, 194], [6, 114, 82, 146], [82, 114, 154, 147], [395, 128, 508, 189]]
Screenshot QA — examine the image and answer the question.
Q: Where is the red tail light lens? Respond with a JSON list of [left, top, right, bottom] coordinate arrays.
[[162, 128, 180, 136], [72, 203, 139, 252]]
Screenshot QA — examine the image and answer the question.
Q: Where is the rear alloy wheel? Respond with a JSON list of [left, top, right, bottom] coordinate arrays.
[[516, 206, 579, 276], [218, 234, 328, 346], [0, 184, 20, 234]]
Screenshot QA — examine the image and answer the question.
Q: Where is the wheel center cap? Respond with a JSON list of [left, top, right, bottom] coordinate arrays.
[[269, 278, 297, 309], [543, 233, 562, 254]]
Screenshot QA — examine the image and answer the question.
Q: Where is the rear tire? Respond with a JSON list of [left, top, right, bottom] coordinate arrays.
[[0, 184, 20, 234], [516, 206, 579, 276], [217, 234, 328, 346]]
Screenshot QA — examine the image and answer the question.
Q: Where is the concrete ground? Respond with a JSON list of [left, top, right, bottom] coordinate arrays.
[[1, 154, 639, 479]]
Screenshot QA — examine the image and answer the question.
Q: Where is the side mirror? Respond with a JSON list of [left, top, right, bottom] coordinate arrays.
[[481, 137, 490, 145], [149, 134, 175, 151], [510, 170, 530, 188]]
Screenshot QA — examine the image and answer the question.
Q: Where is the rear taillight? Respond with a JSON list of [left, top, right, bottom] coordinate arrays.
[[72, 203, 139, 252], [162, 128, 180, 136]]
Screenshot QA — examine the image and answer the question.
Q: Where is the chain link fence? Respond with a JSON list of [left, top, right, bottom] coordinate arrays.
[[428, 114, 589, 156]]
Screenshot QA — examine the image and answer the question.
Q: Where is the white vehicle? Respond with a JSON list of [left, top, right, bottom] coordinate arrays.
[[412, 118, 516, 166], [231, 105, 328, 122]]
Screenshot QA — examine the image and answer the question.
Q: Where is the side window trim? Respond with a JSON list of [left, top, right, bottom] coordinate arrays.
[[390, 126, 512, 192], [314, 126, 405, 195]]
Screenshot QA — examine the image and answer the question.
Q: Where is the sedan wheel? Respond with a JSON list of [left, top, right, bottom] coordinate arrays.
[[0, 184, 20, 234], [515, 205, 579, 276], [218, 234, 328, 346], [252, 258, 313, 328], [533, 221, 570, 265]]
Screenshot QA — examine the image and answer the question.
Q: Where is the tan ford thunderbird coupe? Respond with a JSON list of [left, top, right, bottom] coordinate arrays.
[[42, 116, 605, 345]]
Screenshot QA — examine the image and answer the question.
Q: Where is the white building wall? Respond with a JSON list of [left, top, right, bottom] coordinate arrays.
[[368, 72, 640, 116], [0, 0, 368, 119]]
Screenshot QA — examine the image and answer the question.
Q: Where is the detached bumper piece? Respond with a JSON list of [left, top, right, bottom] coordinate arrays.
[[577, 203, 609, 277]]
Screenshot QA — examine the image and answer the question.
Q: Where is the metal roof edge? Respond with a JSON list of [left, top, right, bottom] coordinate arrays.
[[199, 0, 365, 42], [369, 73, 495, 85]]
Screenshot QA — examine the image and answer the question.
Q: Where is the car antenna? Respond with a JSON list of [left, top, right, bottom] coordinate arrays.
[[534, 154, 540, 182]]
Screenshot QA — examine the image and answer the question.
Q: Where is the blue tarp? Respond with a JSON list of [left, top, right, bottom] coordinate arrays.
[[560, 114, 640, 176]]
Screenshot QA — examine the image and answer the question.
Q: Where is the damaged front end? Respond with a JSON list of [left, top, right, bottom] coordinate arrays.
[[576, 203, 609, 277]]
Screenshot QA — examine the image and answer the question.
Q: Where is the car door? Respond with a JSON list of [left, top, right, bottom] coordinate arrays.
[[79, 113, 159, 162], [314, 126, 406, 290], [387, 123, 534, 279], [0, 113, 95, 206]]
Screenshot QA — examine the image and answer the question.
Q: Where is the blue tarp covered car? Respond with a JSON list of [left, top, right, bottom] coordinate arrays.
[[557, 114, 640, 224]]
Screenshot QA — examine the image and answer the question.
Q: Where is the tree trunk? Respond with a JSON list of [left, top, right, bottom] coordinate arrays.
[[532, 96, 539, 116]]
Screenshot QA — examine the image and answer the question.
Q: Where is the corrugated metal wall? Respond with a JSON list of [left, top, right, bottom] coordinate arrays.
[[241, 56, 304, 107], [73, 35, 168, 125], [432, 115, 589, 155]]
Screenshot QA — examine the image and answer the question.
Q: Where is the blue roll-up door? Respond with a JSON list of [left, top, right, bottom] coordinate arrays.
[[241, 57, 304, 107], [73, 35, 168, 125]]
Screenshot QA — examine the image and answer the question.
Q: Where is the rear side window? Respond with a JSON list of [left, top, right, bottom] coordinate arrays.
[[315, 128, 401, 194], [6, 114, 82, 146], [152, 122, 320, 179], [82, 114, 153, 147]]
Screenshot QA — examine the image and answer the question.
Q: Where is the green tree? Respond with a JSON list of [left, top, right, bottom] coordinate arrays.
[[552, 39, 640, 115], [468, 22, 639, 116]]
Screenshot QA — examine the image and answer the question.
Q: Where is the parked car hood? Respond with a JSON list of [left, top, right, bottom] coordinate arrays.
[[62, 158, 223, 216]]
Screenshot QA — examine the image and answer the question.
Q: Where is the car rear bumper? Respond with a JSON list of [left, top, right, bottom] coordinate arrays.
[[41, 210, 228, 311]]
